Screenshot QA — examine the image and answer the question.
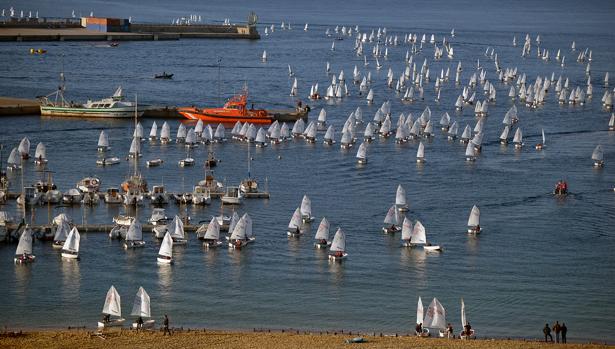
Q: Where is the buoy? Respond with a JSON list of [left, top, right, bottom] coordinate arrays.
[[30, 48, 35, 54], [277, 155, 282, 159]]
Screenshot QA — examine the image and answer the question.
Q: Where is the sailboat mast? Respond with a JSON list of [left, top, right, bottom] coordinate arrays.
[[133, 94, 138, 177], [247, 142, 251, 178]]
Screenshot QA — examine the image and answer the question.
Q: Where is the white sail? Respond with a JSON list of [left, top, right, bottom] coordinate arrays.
[[161, 122, 171, 139], [330, 228, 346, 252], [255, 128, 267, 143], [592, 145, 603, 161], [228, 212, 240, 236], [315, 217, 330, 240], [126, 221, 143, 241], [195, 119, 204, 134], [292, 119, 305, 135], [364, 123, 374, 138], [198, 217, 218, 240], [128, 138, 140, 156], [130, 286, 151, 318], [468, 205, 480, 227], [410, 220, 426, 244], [149, 122, 158, 138], [288, 207, 302, 230], [465, 142, 477, 157], [176, 123, 187, 139], [54, 217, 70, 241], [541, 128, 546, 145], [18, 137, 30, 156], [34, 142, 46, 160], [158, 232, 173, 258], [324, 125, 335, 142], [300, 195, 312, 217], [356, 142, 367, 159], [383, 205, 399, 225], [98, 131, 109, 147], [62, 227, 80, 253], [401, 217, 412, 240], [230, 214, 247, 240], [134, 122, 144, 139], [499, 126, 510, 140], [214, 124, 225, 139], [112, 86, 123, 98], [318, 108, 327, 123], [461, 125, 471, 139], [461, 298, 467, 327], [8, 148, 21, 166], [423, 298, 446, 330], [185, 128, 197, 144], [102, 285, 122, 317], [243, 213, 253, 238], [416, 142, 425, 159], [169, 215, 185, 240], [15, 226, 33, 255], [417, 297, 424, 325], [513, 128, 523, 143], [396, 185, 407, 206]]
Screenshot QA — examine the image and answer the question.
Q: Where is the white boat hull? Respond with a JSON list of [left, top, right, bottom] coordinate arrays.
[[124, 240, 146, 249], [203, 240, 223, 248], [97, 318, 126, 328], [328, 253, 348, 261], [314, 241, 331, 249], [423, 245, 442, 252], [41, 106, 144, 118], [132, 319, 156, 329], [61, 251, 79, 259], [460, 329, 476, 339], [157, 256, 173, 264]]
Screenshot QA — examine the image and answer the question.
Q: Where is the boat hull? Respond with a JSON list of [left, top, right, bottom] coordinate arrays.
[[178, 107, 274, 125], [41, 106, 144, 119], [97, 318, 125, 328]]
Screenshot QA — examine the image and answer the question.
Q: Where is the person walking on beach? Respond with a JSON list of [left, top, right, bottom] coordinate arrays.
[[553, 321, 562, 343], [561, 323, 567, 343], [163, 314, 171, 336], [446, 323, 454, 339], [137, 316, 144, 331], [543, 323, 553, 342]]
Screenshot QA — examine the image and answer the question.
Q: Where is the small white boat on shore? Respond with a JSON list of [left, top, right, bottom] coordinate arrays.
[[423, 297, 447, 338], [97, 285, 125, 328], [61, 226, 80, 259], [460, 298, 476, 339], [131, 287, 156, 329], [328, 228, 347, 261], [416, 296, 430, 337]]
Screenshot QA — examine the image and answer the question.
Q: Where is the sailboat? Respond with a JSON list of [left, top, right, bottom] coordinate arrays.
[[122, 96, 147, 206], [356, 142, 368, 164], [157, 232, 173, 264], [201, 217, 223, 248], [460, 298, 476, 339], [14, 226, 35, 263], [169, 215, 187, 245], [97, 285, 126, 328], [416, 142, 426, 163], [149, 122, 158, 141], [240, 143, 258, 194], [535, 129, 546, 150], [423, 297, 447, 337], [410, 220, 441, 251], [228, 213, 255, 249], [400, 217, 413, 247], [396, 185, 409, 212], [300, 194, 315, 223], [124, 220, 145, 249], [513, 128, 523, 149], [467, 205, 481, 234], [98, 130, 110, 152], [52, 215, 71, 248], [178, 147, 195, 167], [131, 287, 156, 329], [314, 217, 331, 248], [328, 228, 347, 261], [592, 145, 604, 167], [465, 142, 477, 162], [287, 207, 303, 237], [33, 142, 47, 165], [61, 226, 80, 259], [382, 205, 400, 233], [415, 296, 430, 336]]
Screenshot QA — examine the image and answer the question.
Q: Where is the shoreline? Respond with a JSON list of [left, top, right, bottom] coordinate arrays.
[[0, 328, 612, 349]]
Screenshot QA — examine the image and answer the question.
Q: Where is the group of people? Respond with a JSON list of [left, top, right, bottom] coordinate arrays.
[[543, 321, 567, 343], [554, 180, 569, 195], [100, 313, 171, 335]]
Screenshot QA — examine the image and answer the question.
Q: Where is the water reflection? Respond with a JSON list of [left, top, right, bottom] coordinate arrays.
[[61, 258, 81, 300], [202, 245, 219, 267], [157, 264, 173, 299], [13, 264, 32, 301], [327, 260, 345, 285]]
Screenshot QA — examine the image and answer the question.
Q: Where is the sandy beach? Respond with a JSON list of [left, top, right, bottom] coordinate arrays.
[[0, 329, 612, 349]]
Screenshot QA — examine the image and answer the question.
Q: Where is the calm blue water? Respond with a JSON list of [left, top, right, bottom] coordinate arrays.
[[0, 0, 614, 343]]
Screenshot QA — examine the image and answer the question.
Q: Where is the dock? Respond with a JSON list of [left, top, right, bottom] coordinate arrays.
[[0, 97, 40, 116], [3, 191, 270, 201], [5, 222, 216, 234]]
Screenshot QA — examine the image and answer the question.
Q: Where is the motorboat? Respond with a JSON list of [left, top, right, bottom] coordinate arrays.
[[146, 158, 163, 167], [148, 208, 168, 225], [77, 177, 101, 193], [222, 186, 243, 205], [104, 188, 123, 204]]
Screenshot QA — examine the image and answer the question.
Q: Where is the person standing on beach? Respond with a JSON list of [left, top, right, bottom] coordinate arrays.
[[163, 314, 171, 336], [561, 323, 567, 343], [543, 323, 553, 342], [553, 321, 561, 343], [446, 323, 453, 339]]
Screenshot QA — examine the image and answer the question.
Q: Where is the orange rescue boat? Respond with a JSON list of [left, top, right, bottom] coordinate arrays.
[[178, 91, 275, 125]]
